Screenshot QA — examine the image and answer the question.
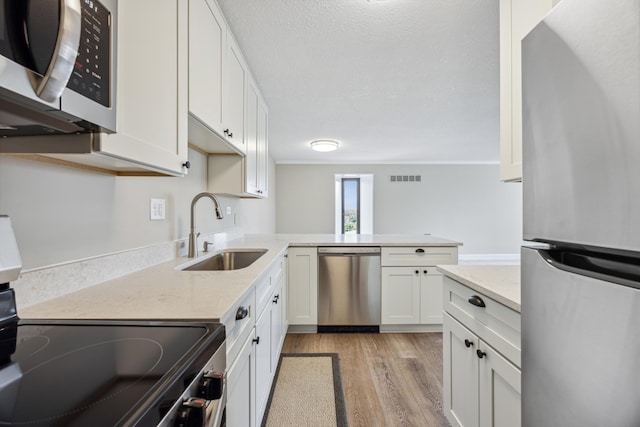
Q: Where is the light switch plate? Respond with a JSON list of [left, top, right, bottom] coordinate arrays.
[[150, 198, 166, 220]]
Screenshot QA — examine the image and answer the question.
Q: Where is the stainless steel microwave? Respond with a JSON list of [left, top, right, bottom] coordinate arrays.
[[0, 0, 116, 136]]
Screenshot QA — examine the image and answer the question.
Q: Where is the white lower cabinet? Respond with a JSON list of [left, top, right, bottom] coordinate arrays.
[[226, 333, 256, 427], [381, 267, 421, 324], [254, 305, 272, 423], [287, 247, 318, 327], [226, 252, 288, 427], [380, 245, 457, 329], [381, 267, 444, 325], [254, 275, 286, 423], [444, 313, 521, 427], [442, 276, 521, 427]]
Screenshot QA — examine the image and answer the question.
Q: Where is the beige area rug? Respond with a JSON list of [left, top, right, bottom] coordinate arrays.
[[262, 353, 348, 427]]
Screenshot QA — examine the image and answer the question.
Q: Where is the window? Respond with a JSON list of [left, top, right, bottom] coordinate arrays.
[[342, 178, 360, 234], [335, 174, 373, 234]]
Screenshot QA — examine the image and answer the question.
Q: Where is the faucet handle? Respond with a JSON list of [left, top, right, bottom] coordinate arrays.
[[203, 241, 214, 253]]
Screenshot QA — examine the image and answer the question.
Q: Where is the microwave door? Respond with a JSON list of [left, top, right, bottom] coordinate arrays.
[[0, 0, 80, 103]]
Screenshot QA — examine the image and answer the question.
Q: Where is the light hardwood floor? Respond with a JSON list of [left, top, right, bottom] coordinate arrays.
[[281, 332, 450, 427]]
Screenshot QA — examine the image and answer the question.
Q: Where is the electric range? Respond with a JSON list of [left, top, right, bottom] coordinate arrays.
[[0, 216, 226, 427]]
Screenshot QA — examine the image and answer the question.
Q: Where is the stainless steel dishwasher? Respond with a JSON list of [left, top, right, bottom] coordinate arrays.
[[318, 247, 381, 332]]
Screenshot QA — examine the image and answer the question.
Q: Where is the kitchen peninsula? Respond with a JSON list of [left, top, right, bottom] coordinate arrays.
[[19, 233, 461, 322]]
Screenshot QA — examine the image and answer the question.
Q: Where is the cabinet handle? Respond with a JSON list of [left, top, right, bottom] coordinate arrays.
[[415, 248, 425, 253], [228, 132, 233, 138], [224, 128, 230, 135], [464, 339, 473, 348], [423, 269, 428, 274], [415, 270, 420, 275], [235, 306, 248, 320], [252, 336, 260, 345], [182, 161, 191, 169], [273, 294, 280, 304], [476, 349, 486, 359], [468, 295, 486, 308]]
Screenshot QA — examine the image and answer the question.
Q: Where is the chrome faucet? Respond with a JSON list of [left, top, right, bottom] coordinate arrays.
[[188, 192, 223, 258]]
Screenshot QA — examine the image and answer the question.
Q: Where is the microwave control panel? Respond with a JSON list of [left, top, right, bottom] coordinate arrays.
[[67, 0, 111, 108]]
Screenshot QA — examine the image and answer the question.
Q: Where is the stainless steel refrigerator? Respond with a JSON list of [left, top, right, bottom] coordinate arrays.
[[521, 0, 640, 426]]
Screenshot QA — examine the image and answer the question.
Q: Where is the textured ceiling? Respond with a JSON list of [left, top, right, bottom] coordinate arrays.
[[216, 0, 500, 164]]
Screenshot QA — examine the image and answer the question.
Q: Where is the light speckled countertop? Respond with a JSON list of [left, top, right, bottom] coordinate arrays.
[[436, 264, 521, 312], [20, 234, 461, 323]]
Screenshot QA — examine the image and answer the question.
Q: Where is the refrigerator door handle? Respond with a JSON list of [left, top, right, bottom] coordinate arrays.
[[540, 249, 640, 290]]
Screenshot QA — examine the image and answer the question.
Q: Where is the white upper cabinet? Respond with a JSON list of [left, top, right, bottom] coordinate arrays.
[[2, 0, 190, 176], [95, 0, 189, 176], [245, 78, 268, 197], [499, 0, 559, 182], [223, 34, 247, 152], [189, 0, 270, 197], [188, 0, 247, 155], [188, 0, 225, 134]]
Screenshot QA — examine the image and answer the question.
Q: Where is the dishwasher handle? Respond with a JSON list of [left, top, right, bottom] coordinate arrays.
[[318, 247, 381, 255]]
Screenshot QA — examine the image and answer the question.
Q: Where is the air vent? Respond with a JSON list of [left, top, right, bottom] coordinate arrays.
[[390, 175, 421, 182]]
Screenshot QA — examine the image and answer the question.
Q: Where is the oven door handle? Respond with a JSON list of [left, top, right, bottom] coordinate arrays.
[[206, 373, 226, 427], [33, 0, 82, 102]]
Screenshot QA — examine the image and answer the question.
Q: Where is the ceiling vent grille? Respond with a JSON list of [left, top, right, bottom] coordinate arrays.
[[390, 175, 421, 182]]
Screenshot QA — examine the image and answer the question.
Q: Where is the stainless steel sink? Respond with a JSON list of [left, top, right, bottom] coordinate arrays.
[[180, 249, 267, 271]]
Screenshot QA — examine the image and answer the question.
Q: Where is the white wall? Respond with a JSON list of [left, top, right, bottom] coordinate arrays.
[[276, 164, 522, 255], [0, 149, 276, 270], [237, 156, 277, 233]]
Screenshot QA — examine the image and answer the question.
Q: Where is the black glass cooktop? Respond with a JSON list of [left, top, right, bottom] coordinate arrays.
[[0, 320, 224, 426]]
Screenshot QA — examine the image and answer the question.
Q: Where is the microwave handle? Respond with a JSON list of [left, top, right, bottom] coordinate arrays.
[[34, 0, 82, 102]]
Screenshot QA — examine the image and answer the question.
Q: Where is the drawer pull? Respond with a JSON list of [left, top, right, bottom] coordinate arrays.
[[252, 336, 260, 345], [273, 294, 280, 304], [468, 295, 486, 308], [464, 339, 473, 348], [476, 349, 486, 359], [415, 248, 425, 253], [235, 306, 249, 320]]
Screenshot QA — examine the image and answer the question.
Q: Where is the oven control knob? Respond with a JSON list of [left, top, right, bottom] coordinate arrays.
[[174, 398, 206, 427], [198, 371, 224, 400]]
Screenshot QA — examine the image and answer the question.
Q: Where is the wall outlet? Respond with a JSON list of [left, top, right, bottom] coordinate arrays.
[[150, 198, 166, 220], [226, 206, 232, 215]]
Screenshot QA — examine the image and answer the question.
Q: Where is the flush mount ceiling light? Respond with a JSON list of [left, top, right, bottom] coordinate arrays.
[[310, 139, 339, 152]]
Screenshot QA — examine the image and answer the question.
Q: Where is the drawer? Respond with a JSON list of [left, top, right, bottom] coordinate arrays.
[[382, 246, 458, 267], [255, 254, 287, 318], [254, 272, 272, 320], [443, 276, 521, 367], [224, 287, 255, 364]]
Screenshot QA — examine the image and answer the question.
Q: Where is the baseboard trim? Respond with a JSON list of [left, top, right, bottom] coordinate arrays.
[[380, 324, 443, 333]]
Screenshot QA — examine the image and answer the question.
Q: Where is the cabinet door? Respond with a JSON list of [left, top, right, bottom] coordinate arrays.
[[280, 256, 289, 338], [254, 308, 272, 425], [381, 267, 420, 324], [499, 0, 557, 181], [443, 313, 479, 427], [227, 334, 256, 427], [287, 247, 318, 325], [223, 34, 246, 152], [271, 276, 285, 371], [97, 0, 188, 176], [420, 268, 443, 324], [479, 342, 521, 427], [188, 0, 225, 133], [245, 79, 260, 195], [256, 96, 268, 196]]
